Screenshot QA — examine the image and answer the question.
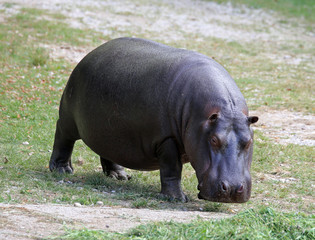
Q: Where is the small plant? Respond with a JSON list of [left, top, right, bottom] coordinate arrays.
[[203, 202, 228, 212], [3, 2, 16, 8], [30, 47, 49, 66], [132, 198, 148, 208]]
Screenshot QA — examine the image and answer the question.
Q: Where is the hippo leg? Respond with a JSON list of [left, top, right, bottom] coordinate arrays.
[[158, 139, 188, 202], [49, 119, 77, 174], [100, 157, 131, 180]]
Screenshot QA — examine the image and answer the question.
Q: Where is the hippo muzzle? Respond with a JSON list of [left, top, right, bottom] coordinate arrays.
[[197, 175, 252, 203]]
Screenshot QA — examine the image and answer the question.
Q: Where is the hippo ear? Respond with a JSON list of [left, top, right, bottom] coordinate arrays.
[[248, 116, 258, 124], [208, 113, 218, 123]]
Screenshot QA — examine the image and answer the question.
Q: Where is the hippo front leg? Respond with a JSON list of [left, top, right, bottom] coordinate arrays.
[[157, 139, 188, 202]]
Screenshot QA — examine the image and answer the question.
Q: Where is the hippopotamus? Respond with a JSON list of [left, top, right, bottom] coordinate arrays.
[[49, 37, 258, 203]]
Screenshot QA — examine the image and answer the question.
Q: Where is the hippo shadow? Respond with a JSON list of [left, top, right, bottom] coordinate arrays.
[[33, 164, 228, 212], [37, 167, 223, 211]]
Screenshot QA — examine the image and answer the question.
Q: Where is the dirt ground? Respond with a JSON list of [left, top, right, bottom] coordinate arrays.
[[0, 0, 314, 239], [252, 107, 315, 146], [0, 203, 231, 239]]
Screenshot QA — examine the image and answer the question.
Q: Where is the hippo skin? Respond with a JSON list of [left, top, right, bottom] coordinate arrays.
[[49, 37, 258, 203]]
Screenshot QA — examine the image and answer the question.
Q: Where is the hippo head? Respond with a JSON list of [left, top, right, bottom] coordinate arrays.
[[187, 111, 258, 203]]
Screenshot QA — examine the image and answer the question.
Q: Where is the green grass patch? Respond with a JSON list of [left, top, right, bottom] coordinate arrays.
[[2, 2, 16, 8], [30, 47, 50, 66], [208, 0, 315, 23], [7, 8, 105, 48], [49, 208, 314, 239], [251, 131, 314, 212]]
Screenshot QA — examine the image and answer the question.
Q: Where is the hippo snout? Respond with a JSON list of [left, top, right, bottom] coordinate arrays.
[[198, 180, 251, 203], [220, 181, 244, 195]]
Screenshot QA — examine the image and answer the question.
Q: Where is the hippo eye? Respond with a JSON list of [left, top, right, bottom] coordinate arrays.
[[210, 136, 220, 147]]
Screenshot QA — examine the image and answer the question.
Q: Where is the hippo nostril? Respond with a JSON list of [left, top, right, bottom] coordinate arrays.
[[236, 184, 244, 194], [221, 182, 229, 192]]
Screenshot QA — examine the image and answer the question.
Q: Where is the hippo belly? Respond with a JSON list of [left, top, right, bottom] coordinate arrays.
[[49, 37, 258, 203]]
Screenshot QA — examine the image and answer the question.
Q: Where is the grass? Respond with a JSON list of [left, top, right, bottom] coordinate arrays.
[[0, 2, 314, 239], [208, 0, 315, 23], [49, 207, 314, 239]]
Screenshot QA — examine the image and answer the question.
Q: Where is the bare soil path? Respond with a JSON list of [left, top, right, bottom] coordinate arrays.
[[252, 108, 315, 146], [0, 203, 231, 239]]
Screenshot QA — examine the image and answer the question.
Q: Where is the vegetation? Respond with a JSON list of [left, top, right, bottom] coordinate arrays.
[[50, 208, 314, 239]]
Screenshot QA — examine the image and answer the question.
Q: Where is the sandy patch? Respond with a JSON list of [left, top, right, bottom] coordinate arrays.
[[1, 0, 313, 45], [252, 108, 315, 146], [0, 203, 231, 239]]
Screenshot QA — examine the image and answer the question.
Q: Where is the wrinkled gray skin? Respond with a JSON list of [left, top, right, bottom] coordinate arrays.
[[49, 38, 258, 203]]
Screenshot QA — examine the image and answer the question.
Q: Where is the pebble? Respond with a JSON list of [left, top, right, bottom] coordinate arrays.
[[22, 141, 29, 145], [74, 202, 82, 207], [96, 201, 104, 206]]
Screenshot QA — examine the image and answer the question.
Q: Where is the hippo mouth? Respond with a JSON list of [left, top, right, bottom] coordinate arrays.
[[197, 178, 251, 203], [198, 191, 250, 203]]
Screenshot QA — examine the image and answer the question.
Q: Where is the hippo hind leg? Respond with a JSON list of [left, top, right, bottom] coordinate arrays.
[[100, 157, 131, 180], [49, 119, 78, 174]]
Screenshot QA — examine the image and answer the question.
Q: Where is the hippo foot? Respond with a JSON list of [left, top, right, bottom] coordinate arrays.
[[159, 191, 188, 203], [56, 165, 73, 174], [107, 169, 131, 181], [49, 160, 73, 174], [101, 158, 131, 181]]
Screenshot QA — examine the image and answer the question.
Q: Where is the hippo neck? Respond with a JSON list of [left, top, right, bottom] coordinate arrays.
[[193, 62, 248, 122], [166, 57, 247, 151]]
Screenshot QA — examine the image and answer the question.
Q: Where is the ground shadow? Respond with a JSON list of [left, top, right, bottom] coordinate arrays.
[[32, 166, 229, 213]]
